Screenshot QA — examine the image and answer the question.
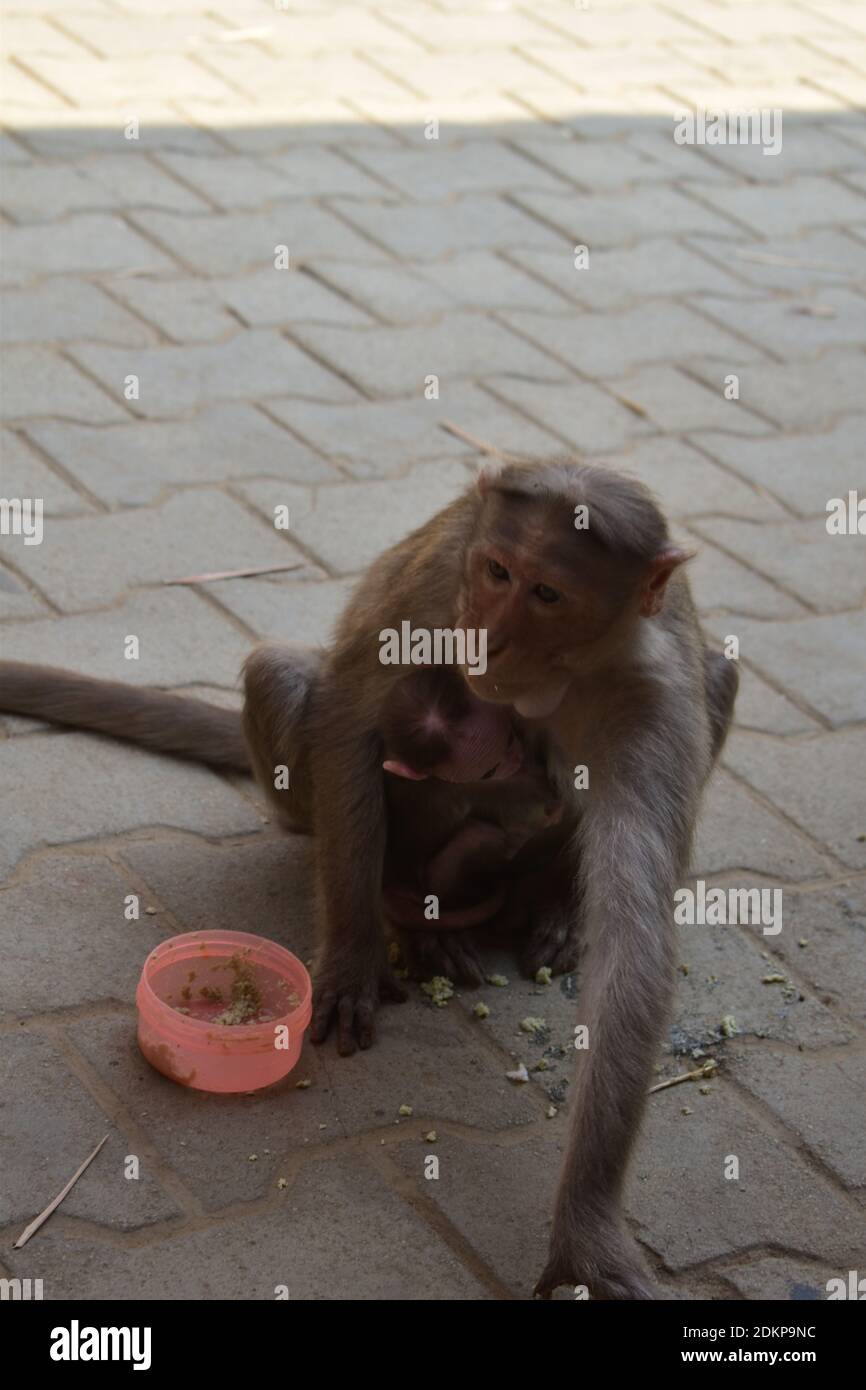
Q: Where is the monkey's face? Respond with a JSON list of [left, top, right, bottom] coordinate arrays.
[[456, 497, 640, 718]]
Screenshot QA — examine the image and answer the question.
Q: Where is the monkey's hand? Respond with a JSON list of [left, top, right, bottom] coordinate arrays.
[[520, 898, 580, 979], [310, 963, 407, 1056], [534, 1212, 655, 1301], [399, 928, 485, 987]]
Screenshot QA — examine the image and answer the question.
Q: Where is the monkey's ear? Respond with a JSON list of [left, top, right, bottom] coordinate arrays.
[[639, 548, 693, 617], [383, 759, 429, 781]]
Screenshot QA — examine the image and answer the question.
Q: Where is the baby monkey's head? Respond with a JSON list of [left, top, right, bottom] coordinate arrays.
[[382, 668, 523, 784]]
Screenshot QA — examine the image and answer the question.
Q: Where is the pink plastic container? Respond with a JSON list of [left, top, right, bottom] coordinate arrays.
[[136, 930, 312, 1094]]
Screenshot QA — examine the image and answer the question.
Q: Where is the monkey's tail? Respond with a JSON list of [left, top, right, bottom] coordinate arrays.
[[0, 662, 251, 772]]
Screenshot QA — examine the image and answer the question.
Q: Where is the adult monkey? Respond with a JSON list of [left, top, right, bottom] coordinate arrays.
[[0, 459, 737, 1298]]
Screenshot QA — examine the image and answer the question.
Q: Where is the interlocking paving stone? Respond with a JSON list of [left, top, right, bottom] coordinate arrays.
[[0, 345, 129, 423], [483, 376, 652, 453], [236, 460, 471, 575], [331, 195, 568, 260], [510, 239, 751, 311], [0, 733, 261, 878], [695, 177, 866, 239], [1, 279, 155, 347], [693, 517, 866, 613], [5, 1158, 488, 1300], [723, 729, 866, 870], [130, 206, 381, 276], [0, 1031, 180, 1228], [0, 429, 93, 515], [0, 587, 251, 689], [0, 157, 209, 221], [9, 489, 306, 611], [688, 349, 866, 430], [214, 268, 374, 328], [610, 364, 773, 434], [0, 212, 176, 285], [693, 418, 866, 517], [596, 437, 785, 521], [514, 185, 740, 247], [693, 770, 828, 882], [758, 881, 866, 1024], [27, 403, 337, 506], [0, 851, 167, 1015], [68, 330, 357, 419]]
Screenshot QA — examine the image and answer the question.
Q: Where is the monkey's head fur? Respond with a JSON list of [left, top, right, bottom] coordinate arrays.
[[382, 668, 523, 784], [456, 459, 691, 719]]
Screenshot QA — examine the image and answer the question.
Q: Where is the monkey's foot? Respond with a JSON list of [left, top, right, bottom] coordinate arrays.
[[534, 1220, 655, 1301], [519, 905, 580, 979], [400, 929, 485, 987], [310, 967, 407, 1056]]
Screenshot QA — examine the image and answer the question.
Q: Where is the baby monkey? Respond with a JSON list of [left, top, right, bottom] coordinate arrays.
[[380, 668, 562, 936]]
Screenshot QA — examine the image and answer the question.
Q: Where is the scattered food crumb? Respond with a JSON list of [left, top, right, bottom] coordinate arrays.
[[424, 1131, 437, 1143], [699, 1085, 712, 1095], [472, 1002, 490, 1019], [762, 973, 787, 984], [546, 1104, 558, 1118], [487, 973, 509, 987], [679, 963, 689, 976], [277, 1177, 288, 1190], [532, 1059, 550, 1072], [248, 1154, 258, 1162], [421, 976, 454, 1007], [506, 1063, 529, 1084], [797, 939, 809, 949], [318, 1123, 327, 1130], [519, 1016, 547, 1036], [398, 1104, 413, 1117], [720, 1014, 738, 1038], [681, 1106, 693, 1115], [295, 1078, 312, 1090], [535, 966, 552, 986], [145, 907, 158, 916]]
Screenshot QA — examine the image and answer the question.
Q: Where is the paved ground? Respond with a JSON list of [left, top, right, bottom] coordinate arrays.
[[1, 0, 865, 1301]]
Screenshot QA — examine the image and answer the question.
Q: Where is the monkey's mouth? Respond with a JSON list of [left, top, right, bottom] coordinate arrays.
[[480, 730, 523, 780]]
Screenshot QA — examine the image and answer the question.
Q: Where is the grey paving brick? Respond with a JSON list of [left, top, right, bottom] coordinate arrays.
[[155, 151, 377, 211], [1, 279, 154, 347], [419, 249, 574, 314], [0, 345, 128, 423], [0, 157, 209, 221], [0, 851, 168, 1016], [733, 667, 822, 736], [730, 1047, 865, 1187], [26, 402, 336, 508], [214, 268, 374, 328], [630, 1087, 859, 1272], [693, 769, 828, 881], [760, 880, 866, 1024], [310, 260, 458, 326], [692, 418, 866, 518], [104, 276, 240, 344], [9, 489, 305, 610], [693, 124, 865, 183], [669, 879, 854, 1051], [696, 177, 866, 239], [0, 213, 176, 286], [609, 364, 773, 434], [711, 612, 866, 727], [694, 517, 866, 613], [722, 1255, 839, 1302], [482, 377, 653, 453], [69, 330, 356, 419], [505, 302, 765, 379], [700, 228, 866, 297], [266, 385, 560, 477], [53, 11, 226, 57], [0, 429, 93, 515], [332, 195, 567, 260], [0, 564, 49, 621], [0, 1032, 179, 1229], [390, 1129, 562, 1299], [213, 575, 354, 644], [509, 131, 719, 191], [289, 315, 562, 398], [597, 437, 784, 521], [353, 140, 567, 200], [17, 108, 227, 159], [697, 289, 866, 359], [237, 460, 470, 575], [0, 587, 250, 689], [514, 185, 739, 248], [0, 732, 261, 878], [689, 350, 866, 431], [131, 206, 381, 276], [6, 1156, 487, 1300], [688, 542, 808, 620], [511, 239, 751, 312], [723, 728, 866, 868]]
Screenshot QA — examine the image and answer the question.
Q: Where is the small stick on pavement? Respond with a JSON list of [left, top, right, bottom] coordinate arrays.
[[13, 1135, 110, 1249], [164, 561, 303, 586], [649, 1059, 718, 1095], [438, 420, 523, 461]]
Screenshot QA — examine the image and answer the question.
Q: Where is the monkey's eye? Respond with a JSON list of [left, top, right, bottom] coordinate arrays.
[[487, 558, 510, 582], [533, 583, 560, 604]]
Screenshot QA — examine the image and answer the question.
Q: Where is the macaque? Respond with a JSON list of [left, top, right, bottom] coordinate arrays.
[[379, 668, 562, 976], [0, 457, 737, 1299]]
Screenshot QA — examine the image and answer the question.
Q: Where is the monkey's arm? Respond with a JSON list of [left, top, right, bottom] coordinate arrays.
[[536, 712, 700, 1300]]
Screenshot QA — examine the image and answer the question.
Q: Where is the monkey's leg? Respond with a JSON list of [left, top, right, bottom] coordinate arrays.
[[242, 644, 322, 833]]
